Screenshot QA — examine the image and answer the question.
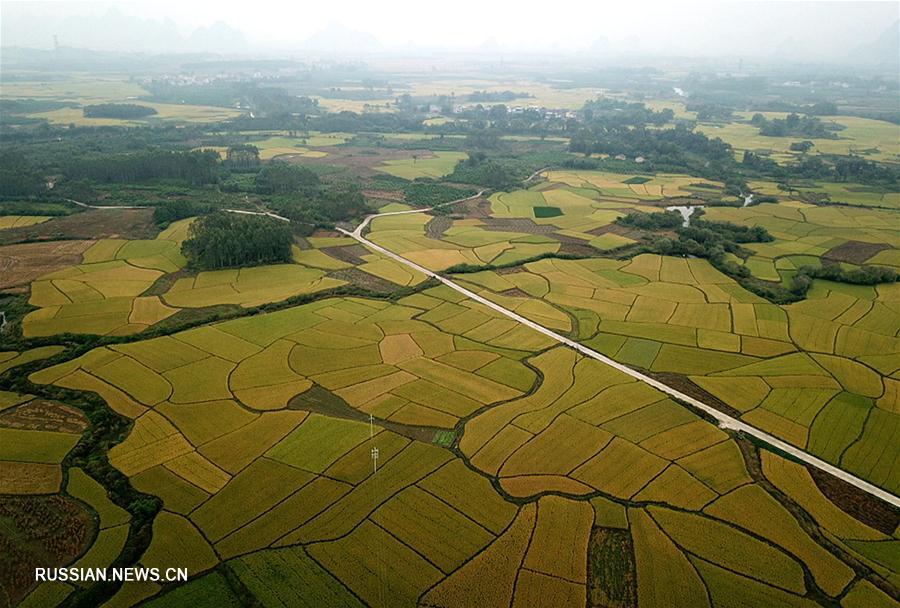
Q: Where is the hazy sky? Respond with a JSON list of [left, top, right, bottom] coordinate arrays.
[[2, 0, 897, 58]]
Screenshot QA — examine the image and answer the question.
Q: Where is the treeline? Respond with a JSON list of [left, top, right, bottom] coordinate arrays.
[[468, 91, 531, 102], [371, 174, 477, 207], [268, 183, 370, 232], [446, 151, 566, 191], [0, 150, 47, 197], [254, 163, 319, 194], [152, 200, 214, 226], [581, 99, 674, 128], [685, 102, 733, 121], [181, 212, 293, 270], [61, 150, 220, 186], [144, 81, 319, 116], [751, 113, 844, 139], [83, 104, 158, 119], [569, 125, 736, 181], [617, 210, 683, 230], [742, 152, 899, 187]]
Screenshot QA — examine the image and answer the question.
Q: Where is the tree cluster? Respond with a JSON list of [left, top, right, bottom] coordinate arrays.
[[616, 210, 683, 230], [224, 145, 261, 172], [82, 104, 158, 119], [181, 212, 293, 270], [468, 91, 531, 102], [62, 150, 220, 186], [254, 163, 320, 195], [751, 113, 844, 139], [581, 99, 674, 128]]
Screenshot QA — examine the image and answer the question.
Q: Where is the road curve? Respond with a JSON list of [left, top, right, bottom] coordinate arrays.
[[338, 220, 900, 509], [65, 198, 144, 210], [349, 190, 486, 238]]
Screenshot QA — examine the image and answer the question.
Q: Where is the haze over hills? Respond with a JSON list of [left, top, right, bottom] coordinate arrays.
[[2, 1, 898, 65]]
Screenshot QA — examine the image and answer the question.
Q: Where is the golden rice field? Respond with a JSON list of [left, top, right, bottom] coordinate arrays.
[[376, 151, 468, 180], [8, 161, 899, 607], [703, 200, 900, 281], [542, 170, 726, 202], [451, 253, 900, 494], [19, 220, 386, 337], [20, 291, 898, 608], [0, 216, 52, 230], [697, 114, 900, 164], [0, 392, 84, 495]]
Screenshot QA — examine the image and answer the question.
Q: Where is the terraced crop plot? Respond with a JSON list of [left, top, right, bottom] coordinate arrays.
[[18, 222, 396, 337], [0, 216, 52, 230], [542, 170, 728, 202], [452, 254, 900, 494], [21, 289, 899, 607], [376, 151, 467, 180], [696, 115, 900, 164], [363, 170, 733, 270], [21, 221, 191, 337], [702, 200, 900, 282]]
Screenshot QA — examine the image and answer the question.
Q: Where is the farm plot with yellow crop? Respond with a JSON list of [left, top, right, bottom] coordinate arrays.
[[21, 289, 899, 608], [21, 220, 191, 337], [703, 200, 900, 282], [20, 220, 366, 337], [376, 151, 467, 180], [450, 253, 900, 492]]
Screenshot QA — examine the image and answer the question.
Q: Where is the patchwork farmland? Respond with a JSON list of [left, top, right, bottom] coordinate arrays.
[[2, 34, 899, 608]]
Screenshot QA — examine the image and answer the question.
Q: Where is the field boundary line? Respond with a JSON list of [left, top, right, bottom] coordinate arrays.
[[337, 220, 900, 509]]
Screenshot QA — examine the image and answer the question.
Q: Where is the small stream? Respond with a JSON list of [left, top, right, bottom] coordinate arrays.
[[666, 205, 704, 227]]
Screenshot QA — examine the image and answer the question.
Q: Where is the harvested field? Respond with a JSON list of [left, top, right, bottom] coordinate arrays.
[[0, 208, 155, 245], [0, 496, 95, 605], [0, 399, 88, 433], [823, 240, 891, 264], [0, 240, 93, 289]]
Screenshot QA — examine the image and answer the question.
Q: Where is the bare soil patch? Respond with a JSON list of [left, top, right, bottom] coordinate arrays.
[[647, 371, 744, 418], [0, 240, 94, 289], [0, 496, 95, 605], [321, 244, 369, 266], [496, 266, 527, 275], [329, 268, 398, 294], [290, 384, 437, 443], [363, 189, 405, 202], [498, 287, 531, 298], [311, 229, 342, 238], [0, 208, 155, 245], [284, 147, 436, 178], [454, 196, 492, 219], [808, 467, 899, 534], [559, 242, 599, 257], [481, 218, 556, 234], [425, 216, 452, 240], [0, 399, 89, 434], [823, 240, 891, 265]]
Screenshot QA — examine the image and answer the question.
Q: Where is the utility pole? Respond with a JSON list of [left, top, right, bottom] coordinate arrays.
[[371, 447, 379, 474], [369, 413, 374, 438]]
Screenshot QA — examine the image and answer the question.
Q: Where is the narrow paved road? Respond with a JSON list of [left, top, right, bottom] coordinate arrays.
[[348, 190, 486, 238], [339, 212, 900, 509], [65, 198, 143, 210]]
